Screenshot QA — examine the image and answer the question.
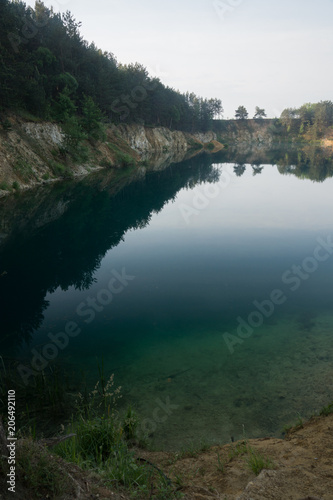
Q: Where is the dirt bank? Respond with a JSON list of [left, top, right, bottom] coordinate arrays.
[[1, 412, 332, 499]]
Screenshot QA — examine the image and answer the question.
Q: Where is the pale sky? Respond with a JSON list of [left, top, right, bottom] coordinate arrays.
[[24, 0, 333, 118]]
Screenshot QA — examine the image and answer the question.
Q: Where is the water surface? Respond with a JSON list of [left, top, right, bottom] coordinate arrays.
[[1, 148, 333, 449]]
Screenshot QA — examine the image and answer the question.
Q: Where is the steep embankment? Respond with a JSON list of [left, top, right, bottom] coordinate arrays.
[[0, 116, 222, 195], [216, 119, 278, 148]]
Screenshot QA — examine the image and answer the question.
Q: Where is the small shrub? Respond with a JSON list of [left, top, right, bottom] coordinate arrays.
[[99, 158, 113, 168], [12, 181, 20, 190], [1, 118, 12, 131], [13, 159, 34, 181], [0, 182, 10, 191], [48, 160, 73, 178]]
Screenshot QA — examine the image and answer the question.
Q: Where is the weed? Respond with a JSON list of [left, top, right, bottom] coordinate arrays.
[[173, 439, 211, 461], [16, 439, 73, 497], [246, 447, 275, 475], [123, 405, 139, 441], [295, 414, 304, 429], [320, 402, 333, 416], [217, 451, 225, 473], [12, 181, 20, 190], [228, 440, 248, 460]]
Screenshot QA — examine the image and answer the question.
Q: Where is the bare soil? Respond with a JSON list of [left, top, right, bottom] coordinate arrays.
[[1, 413, 333, 500]]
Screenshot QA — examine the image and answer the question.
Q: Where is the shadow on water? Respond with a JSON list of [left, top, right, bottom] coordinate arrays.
[[1, 144, 333, 350], [0, 153, 220, 350], [1, 144, 333, 449]]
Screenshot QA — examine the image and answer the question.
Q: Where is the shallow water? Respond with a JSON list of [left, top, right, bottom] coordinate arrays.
[[1, 149, 333, 449]]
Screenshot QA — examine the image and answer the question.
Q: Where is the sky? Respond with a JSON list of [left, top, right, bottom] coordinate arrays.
[[24, 0, 333, 118]]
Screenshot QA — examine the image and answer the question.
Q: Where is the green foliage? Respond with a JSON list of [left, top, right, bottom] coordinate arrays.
[[174, 439, 211, 460], [0, 181, 10, 191], [254, 106, 267, 119], [107, 143, 136, 168], [320, 402, 333, 416], [60, 116, 89, 162], [228, 440, 248, 460], [123, 406, 139, 441], [81, 95, 106, 141], [1, 117, 12, 131], [216, 451, 225, 473], [280, 101, 333, 138], [47, 160, 73, 177], [0, 0, 222, 132], [16, 440, 71, 497], [53, 88, 77, 123], [13, 159, 34, 182], [246, 448, 275, 475], [54, 372, 178, 498], [12, 180, 20, 190], [235, 105, 248, 120]]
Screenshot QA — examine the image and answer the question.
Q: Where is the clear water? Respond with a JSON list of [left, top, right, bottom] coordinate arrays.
[[1, 148, 333, 449]]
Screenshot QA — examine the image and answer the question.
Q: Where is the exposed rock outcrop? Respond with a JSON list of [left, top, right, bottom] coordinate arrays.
[[0, 117, 222, 195]]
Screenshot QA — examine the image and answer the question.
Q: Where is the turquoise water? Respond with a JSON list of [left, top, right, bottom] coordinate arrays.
[[1, 149, 333, 449]]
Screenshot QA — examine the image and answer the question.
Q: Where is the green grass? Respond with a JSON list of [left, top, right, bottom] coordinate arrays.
[[16, 439, 72, 498], [54, 370, 180, 498], [216, 451, 225, 473], [246, 447, 275, 475], [174, 439, 211, 460], [13, 159, 35, 182], [226, 438, 275, 476], [228, 440, 248, 460], [320, 402, 333, 416]]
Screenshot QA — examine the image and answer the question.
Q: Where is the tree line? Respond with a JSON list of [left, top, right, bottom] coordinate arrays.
[[280, 101, 333, 139], [0, 0, 223, 133]]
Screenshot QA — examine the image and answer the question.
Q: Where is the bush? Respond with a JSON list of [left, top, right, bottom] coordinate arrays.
[[0, 182, 10, 191]]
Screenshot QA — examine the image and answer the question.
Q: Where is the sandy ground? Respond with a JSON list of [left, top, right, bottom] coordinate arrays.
[[2, 412, 332, 500], [136, 412, 333, 500]]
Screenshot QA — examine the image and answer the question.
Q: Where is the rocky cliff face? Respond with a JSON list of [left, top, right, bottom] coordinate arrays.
[[216, 119, 277, 149], [0, 117, 220, 195]]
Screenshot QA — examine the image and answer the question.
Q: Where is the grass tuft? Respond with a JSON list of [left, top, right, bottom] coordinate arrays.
[[246, 447, 275, 475]]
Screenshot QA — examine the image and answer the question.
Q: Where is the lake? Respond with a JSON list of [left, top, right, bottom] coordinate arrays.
[[1, 146, 333, 449]]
